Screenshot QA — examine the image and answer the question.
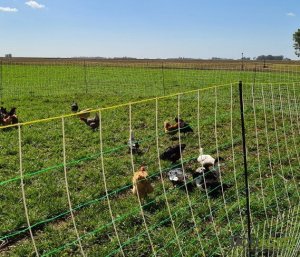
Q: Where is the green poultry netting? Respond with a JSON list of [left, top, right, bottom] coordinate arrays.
[[0, 60, 300, 256]]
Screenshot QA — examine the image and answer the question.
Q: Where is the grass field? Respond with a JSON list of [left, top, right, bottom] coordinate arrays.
[[1, 59, 300, 122], [0, 59, 300, 256]]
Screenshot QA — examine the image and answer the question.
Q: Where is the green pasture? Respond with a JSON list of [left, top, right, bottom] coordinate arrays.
[[1, 62, 300, 122], [0, 62, 300, 256]]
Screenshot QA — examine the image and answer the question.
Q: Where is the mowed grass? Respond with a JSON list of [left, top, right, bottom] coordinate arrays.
[[0, 61, 300, 256]]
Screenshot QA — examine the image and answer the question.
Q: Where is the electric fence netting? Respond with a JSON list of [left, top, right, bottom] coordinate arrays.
[[1, 59, 299, 98], [0, 60, 300, 256]]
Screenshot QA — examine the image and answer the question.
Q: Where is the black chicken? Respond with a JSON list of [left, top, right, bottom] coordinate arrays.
[[0, 107, 6, 119], [175, 117, 193, 134], [0, 107, 6, 124], [80, 113, 99, 130], [160, 144, 186, 163], [71, 102, 79, 112]]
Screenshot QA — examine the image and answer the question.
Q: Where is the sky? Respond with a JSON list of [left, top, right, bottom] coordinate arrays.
[[0, 0, 299, 59]]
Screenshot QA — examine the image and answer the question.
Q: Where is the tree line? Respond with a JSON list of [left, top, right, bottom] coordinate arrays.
[[293, 29, 300, 57]]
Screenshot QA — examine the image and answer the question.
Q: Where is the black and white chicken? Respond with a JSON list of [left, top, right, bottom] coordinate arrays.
[[0, 107, 18, 126], [168, 167, 186, 187], [71, 102, 79, 112], [128, 131, 140, 154], [194, 158, 230, 197]]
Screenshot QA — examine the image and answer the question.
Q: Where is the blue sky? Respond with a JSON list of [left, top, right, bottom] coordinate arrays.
[[0, 0, 299, 59]]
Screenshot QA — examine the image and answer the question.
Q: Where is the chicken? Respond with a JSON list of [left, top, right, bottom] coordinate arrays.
[[0, 107, 6, 122], [197, 148, 215, 169], [0, 107, 18, 126], [194, 165, 219, 188], [128, 131, 140, 154], [164, 121, 179, 135], [175, 117, 193, 134], [8, 107, 16, 116], [71, 102, 79, 112], [168, 167, 186, 187], [209, 157, 224, 180], [0, 107, 7, 115], [194, 167, 206, 188], [160, 144, 186, 163], [2, 115, 18, 125], [196, 156, 225, 182], [164, 117, 193, 135], [80, 113, 99, 130], [132, 166, 154, 199], [78, 108, 92, 119], [194, 158, 230, 197]]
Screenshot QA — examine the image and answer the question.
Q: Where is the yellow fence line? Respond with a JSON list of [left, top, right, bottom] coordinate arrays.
[[5, 81, 297, 129]]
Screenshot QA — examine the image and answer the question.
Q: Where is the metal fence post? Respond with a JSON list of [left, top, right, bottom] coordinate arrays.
[[84, 60, 88, 94], [239, 81, 252, 256], [162, 62, 165, 96]]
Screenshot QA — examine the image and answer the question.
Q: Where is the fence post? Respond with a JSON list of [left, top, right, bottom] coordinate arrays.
[[239, 81, 252, 256], [241, 53, 244, 71], [161, 62, 165, 96], [84, 60, 88, 94]]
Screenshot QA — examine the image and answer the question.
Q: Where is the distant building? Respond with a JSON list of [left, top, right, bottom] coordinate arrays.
[[5, 54, 12, 58]]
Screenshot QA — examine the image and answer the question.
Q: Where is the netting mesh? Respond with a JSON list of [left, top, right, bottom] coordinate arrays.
[[0, 60, 300, 256], [1, 59, 299, 100]]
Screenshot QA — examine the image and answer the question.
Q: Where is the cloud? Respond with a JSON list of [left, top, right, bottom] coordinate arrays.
[[286, 12, 296, 17], [0, 6, 18, 12], [25, 1, 45, 9]]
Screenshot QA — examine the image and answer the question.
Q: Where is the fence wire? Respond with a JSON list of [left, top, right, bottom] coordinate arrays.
[[0, 61, 300, 256]]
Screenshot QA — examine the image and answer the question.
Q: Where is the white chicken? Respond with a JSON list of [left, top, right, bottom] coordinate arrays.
[[197, 148, 215, 168]]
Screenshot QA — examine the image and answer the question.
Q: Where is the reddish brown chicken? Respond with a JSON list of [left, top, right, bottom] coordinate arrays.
[[164, 121, 179, 135], [132, 166, 154, 199]]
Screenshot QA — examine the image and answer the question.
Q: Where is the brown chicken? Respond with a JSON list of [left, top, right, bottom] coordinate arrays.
[[132, 166, 154, 199], [164, 121, 179, 135]]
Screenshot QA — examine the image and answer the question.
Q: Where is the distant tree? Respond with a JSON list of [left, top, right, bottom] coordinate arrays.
[[256, 55, 284, 61], [293, 29, 300, 57]]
